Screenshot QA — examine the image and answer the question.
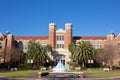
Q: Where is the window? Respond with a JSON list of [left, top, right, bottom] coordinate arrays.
[[23, 45, 28, 50], [93, 45, 102, 49], [62, 44, 64, 48], [61, 36, 64, 40], [0, 42, 2, 57], [0, 42, 2, 48], [118, 43, 120, 49], [57, 36, 64, 41], [56, 44, 64, 49], [19, 44, 23, 50]]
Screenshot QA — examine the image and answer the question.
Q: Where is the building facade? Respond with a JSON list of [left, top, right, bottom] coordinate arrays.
[[0, 23, 120, 66]]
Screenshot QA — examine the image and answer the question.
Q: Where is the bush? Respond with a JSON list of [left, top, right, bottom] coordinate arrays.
[[39, 66, 48, 71], [70, 66, 76, 70], [81, 66, 87, 70], [18, 64, 31, 70], [112, 66, 120, 70], [87, 68, 103, 71], [0, 63, 7, 68], [69, 62, 79, 67]]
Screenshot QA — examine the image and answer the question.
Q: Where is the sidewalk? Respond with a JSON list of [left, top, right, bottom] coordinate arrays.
[[1, 77, 120, 80], [1, 75, 120, 80]]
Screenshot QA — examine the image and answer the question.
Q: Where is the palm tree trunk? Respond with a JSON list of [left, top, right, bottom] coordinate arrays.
[[82, 61, 85, 68]]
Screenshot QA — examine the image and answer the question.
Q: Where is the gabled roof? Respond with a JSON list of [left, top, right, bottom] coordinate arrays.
[[115, 33, 120, 39], [14, 36, 48, 40], [73, 36, 107, 40], [56, 28, 65, 33]]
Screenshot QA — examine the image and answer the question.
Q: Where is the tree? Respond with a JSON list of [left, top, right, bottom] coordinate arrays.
[[4, 40, 24, 69], [70, 41, 94, 68], [27, 41, 49, 66], [94, 44, 116, 67], [68, 42, 77, 54], [45, 44, 52, 53], [103, 44, 116, 65], [94, 48, 104, 66], [9, 47, 23, 68]]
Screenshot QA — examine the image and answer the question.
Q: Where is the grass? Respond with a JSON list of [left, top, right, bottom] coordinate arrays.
[[71, 68, 120, 78], [83, 68, 120, 78], [0, 69, 120, 78], [0, 70, 38, 78], [87, 72, 120, 78]]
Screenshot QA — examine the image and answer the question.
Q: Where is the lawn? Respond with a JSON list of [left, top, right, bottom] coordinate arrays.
[[0, 70, 38, 78], [87, 72, 120, 78], [0, 69, 120, 78], [84, 68, 120, 78]]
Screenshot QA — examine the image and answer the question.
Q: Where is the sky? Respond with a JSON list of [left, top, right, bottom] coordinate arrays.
[[0, 0, 120, 36]]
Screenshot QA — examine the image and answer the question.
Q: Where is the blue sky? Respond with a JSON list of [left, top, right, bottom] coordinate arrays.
[[0, 0, 120, 36]]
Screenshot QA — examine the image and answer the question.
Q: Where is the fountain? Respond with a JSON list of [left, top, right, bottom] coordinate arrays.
[[52, 60, 68, 72], [38, 60, 84, 80]]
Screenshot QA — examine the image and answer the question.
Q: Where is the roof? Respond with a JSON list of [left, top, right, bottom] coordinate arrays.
[[14, 36, 48, 40], [73, 36, 107, 40], [14, 36, 107, 40], [115, 33, 120, 39]]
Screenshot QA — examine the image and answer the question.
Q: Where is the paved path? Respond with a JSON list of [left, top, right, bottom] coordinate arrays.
[[1, 77, 120, 80]]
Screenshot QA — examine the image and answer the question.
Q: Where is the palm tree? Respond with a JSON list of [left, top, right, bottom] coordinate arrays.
[[27, 41, 48, 66], [71, 41, 94, 67], [68, 42, 77, 54], [45, 44, 52, 52]]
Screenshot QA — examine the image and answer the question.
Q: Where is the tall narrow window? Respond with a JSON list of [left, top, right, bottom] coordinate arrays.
[[62, 44, 64, 48], [0, 42, 2, 49], [61, 36, 64, 40], [23, 45, 28, 50], [19, 44, 23, 50], [57, 36, 64, 41], [57, 44, 59, 48], [57, 36, 59, 40], [56, 44, 64, 49], [0, 42, 2, 57]]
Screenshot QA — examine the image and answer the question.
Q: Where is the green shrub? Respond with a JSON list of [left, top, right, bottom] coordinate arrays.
[[0, 63, 7, 68], [112, 66, 120, 70], [87, 68, 103, 71], [69, 61, 79, 67], [81, 66, 87, 70], [18, 64, 31, 70], [70, 66, 76, 70]]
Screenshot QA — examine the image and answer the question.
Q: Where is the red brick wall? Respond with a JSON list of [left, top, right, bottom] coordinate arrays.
[[49, 23, 56, 49], [64, 23, 72, 49]]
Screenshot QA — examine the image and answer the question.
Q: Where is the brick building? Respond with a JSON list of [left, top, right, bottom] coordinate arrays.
[[0, 23, 120, 66]]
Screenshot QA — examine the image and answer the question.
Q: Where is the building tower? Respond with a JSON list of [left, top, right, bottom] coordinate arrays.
[[2, 32, 13, 63], [49, 23, 56, 49], [107, 32, 115, 40], [64, 23, 72, 49]]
